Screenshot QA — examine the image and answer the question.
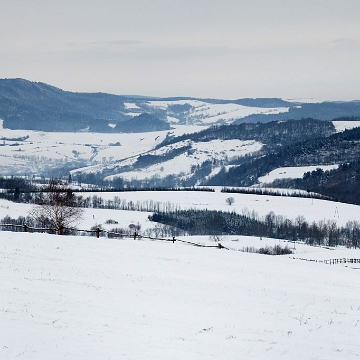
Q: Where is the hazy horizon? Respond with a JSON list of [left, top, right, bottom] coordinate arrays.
[[1, 0, 359, 101]]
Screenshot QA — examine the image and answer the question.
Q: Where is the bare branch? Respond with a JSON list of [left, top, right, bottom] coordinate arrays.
[[29, 179, 83, 234]]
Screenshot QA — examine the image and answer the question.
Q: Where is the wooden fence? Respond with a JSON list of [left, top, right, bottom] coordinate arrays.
[[1, 224, 358, 262], [0, 223, 228, 249]]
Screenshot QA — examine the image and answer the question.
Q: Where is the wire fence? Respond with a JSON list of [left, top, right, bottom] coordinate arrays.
[[2, 224, 359, 265], [292, 256, 360, 266], [0, 223, 229, 249], [323, 258, 360, 265]]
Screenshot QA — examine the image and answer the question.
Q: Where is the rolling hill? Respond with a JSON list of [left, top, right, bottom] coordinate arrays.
[[1, 78, 360, 133]]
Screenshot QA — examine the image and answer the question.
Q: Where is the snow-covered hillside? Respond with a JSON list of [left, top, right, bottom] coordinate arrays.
[[99, 139, 263, 184], [2, 188, 360, 359], [147, 99, 290, 125], [332, 120, 360, 132], [258, 165, 339, 183], [0, 119, 360, 183], [2, 229, 360, 359], [0, 121, 204, 175]]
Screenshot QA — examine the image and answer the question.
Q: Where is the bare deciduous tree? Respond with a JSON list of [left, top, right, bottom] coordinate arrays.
[[226, 196, 235, 206], [29, 179, 83, 234]]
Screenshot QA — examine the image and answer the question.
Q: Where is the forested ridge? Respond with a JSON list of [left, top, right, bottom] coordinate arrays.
[[270, 161, 360, 205], [205, 126, 360, 202], [157, 118, 335, 149]]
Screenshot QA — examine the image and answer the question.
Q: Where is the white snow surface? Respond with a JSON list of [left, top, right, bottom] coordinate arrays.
[[83, 190, 360, 227], [0, 123, 205, 175], [123, 102, 141, 110], [2, 230, 360, 359], [147, 100, 289, 124], [2, 190, 360, 359], [105, 139, 262, 182], [259, 165, 339, 183], [332, 121, 360, 132]]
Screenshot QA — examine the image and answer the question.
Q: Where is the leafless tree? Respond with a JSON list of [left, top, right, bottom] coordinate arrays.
[[225, 196, 235, 206], [29, 179, 83, 234]]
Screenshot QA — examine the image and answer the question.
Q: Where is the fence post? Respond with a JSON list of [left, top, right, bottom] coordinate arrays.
[[96, 227, 100, 238], [134, 231, 137, 240], [23, 224, 28, 232]]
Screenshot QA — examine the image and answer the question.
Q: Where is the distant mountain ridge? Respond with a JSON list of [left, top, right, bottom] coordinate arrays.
[[234, 101, 360, 124], [1, 78, 360, 133]]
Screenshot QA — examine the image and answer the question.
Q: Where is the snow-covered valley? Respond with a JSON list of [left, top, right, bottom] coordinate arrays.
[[0, 120, 205, 176], [1, 119, 359, 185]]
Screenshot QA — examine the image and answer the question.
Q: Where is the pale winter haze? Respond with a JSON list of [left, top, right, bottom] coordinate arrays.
[[1, 0, 360, 100]]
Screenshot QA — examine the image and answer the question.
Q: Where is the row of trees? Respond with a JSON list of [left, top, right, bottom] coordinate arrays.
[[84, 194, 181, 213], [149, 209, 360, 248], [221, 187, 331, 201]]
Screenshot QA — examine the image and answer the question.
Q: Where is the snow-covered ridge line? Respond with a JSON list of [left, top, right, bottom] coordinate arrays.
[[147, 99, 290, 124]]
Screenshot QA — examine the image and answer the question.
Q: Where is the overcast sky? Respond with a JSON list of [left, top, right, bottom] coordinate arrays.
[[1, 0, 359, 101]]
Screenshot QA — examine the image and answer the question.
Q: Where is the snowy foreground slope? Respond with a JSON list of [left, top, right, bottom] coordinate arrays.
[[1, 231, 360, 360]]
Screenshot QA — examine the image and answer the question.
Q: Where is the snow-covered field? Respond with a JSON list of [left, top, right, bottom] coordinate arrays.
[[2, 190, 360, 359], [332, 120, 360, 132], [258, 164, 339, 183], [1, 188, 360, 231], [83, 189, 360, 228], [2, 187, 360, 231], [1, 230, 360, 359]]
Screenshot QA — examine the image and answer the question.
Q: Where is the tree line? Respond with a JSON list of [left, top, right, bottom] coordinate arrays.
[[156, 119, 335, 149], [148, 209, 360, 248], [221, 187, 332, 201]]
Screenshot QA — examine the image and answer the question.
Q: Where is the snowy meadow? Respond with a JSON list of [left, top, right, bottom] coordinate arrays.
[[1, 190, 360, 359]]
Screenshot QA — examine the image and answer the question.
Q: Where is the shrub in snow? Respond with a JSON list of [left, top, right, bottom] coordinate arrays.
[[105, 219, 118, 224], [209, 234, 224, 242], [258, 245, 292, 255]]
